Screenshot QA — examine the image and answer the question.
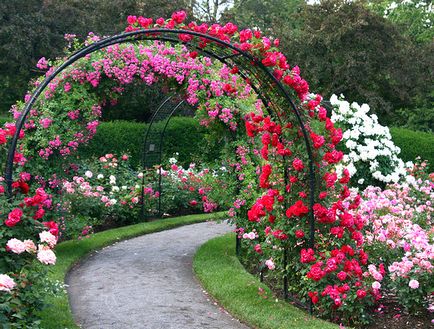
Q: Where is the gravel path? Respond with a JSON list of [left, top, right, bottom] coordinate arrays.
[[67, 221, 249, 329]]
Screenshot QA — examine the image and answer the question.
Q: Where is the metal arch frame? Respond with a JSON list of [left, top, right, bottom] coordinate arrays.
[[140, 96, 186, 220], [4, 28, 317, 261]]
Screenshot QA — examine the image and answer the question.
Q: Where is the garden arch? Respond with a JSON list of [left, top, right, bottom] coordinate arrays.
[[140, 95, 188, 218], [4, 28, 317, 248]]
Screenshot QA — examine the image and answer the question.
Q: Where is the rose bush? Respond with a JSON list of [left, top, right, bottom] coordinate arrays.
[[330, 94, 406, 188], [357, 159, 433, 313]]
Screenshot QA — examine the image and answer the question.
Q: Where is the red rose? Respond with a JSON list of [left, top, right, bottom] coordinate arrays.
[[127, 15, 137, 25], [308, 291, 319, 304], [292, 158, 304, 171], [337, 271, 347, 281], [43, 221, 59, 236], [307, 264, 326, 281], [171, 11, 187, 24], [254, 244, 263, 254], [300, 248, 316, 263], [286, 200, 309, 218], [295, 230, 305, 238], [356, 289, 366, 299], [5, 208, 23, 227]]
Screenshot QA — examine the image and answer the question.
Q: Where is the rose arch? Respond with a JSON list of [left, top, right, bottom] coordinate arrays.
[[1, 11, 374, 325]]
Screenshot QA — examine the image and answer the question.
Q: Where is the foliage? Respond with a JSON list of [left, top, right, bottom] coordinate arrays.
[[368, 0, 434, 43], [330, 95, 406, 188], [390, 127, 434, 168], [76, 117, 221, 167]]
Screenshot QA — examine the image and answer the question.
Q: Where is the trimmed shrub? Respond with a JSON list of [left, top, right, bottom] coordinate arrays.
[[390, 127, 434, 168], [77, 117, 224, 166]]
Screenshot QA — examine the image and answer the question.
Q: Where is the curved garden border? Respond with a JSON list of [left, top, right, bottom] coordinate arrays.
[[194, 233, 338, 329]]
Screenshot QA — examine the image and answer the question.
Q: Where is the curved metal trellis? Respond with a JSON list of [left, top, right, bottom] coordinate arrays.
[[4, 28, 317, 309], [140, 96, 186, 219]]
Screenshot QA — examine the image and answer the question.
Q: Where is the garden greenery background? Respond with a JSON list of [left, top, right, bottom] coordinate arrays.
[[0, 0, 432, 131]]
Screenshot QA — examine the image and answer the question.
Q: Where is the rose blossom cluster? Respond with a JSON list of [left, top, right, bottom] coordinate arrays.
[[356, 162, 433, 311], [330, 94, 406, 187]]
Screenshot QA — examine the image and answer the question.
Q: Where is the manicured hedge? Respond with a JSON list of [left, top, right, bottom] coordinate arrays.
[[78, 117, 222, 166], [390, 127, 434, 168]]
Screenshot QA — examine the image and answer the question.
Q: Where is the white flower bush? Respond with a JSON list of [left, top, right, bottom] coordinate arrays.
[[330, 94, 407, 187]]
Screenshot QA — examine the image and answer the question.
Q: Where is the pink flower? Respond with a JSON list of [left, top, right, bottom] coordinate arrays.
[[39, 231, 57, 248], [37, 246, 56, 265], [409, 279, 419, 289], [0, 274, 16, 292], [372, 281, 381, 290], [265, 258, 275, 270], [39, 117, 52, 129], [292, 158, 304, 171], [23, 239, 37, 253], [36, 57, 48, 70], [6, 238, 26, 254]]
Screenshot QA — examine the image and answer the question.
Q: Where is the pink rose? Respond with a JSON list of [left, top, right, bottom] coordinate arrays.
[[6, 238, 26, 254], [23, 239, 37, 253], [409, 279, 419, 289], [37, 246, 56, 265], [39, 231, 57, 248], [0, 274, 16, 292], [265, 258, 275, 270], [372, 281, 381, 290]]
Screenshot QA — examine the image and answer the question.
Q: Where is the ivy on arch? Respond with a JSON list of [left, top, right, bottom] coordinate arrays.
[[0, 11, 374, 326]]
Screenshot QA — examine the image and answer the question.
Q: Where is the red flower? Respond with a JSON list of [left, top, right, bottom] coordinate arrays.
[[308, 291, 319, 304], [259, 164, 272, 188], [171, 11, 187, 24], [300, 248, 316, 263], [127, 15, 137, 25], [247, 202, 265, 222], [286, 200, 309, 218], [356, 289, 367, 299], [43, 221, 59, 236], [0, 130, 7, 145], [337, 271, 347, 281], [323, 150, 343, 164], [239, 29, 253, 42], [310, 132, 325, 149], [307, 263, 326, 281], [137, 16, 153, 28], [295, 230, 305, 238], [272, 230, 288, 240], [292, 158, 304, 171], [33, 208, 45, 220], [5, 208, 23, 227], [254, 244, 262, 254]]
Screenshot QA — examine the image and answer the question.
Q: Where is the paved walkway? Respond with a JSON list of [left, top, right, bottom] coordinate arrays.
[[67, 221, 249, 329]]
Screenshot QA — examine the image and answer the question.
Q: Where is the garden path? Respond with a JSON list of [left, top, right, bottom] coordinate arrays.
[[67, 220, 249, 329]]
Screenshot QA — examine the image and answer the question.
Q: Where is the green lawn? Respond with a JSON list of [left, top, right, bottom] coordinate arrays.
[[39, 212, 226, 328], [193, 233, 338, 329]]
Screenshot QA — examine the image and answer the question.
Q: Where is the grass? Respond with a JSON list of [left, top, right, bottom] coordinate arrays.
[[193, 233, 338, 329], [39, 212, 226, 329]]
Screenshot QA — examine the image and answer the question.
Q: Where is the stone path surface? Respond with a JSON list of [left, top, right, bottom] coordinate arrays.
[[67, 221, 249, 329]]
